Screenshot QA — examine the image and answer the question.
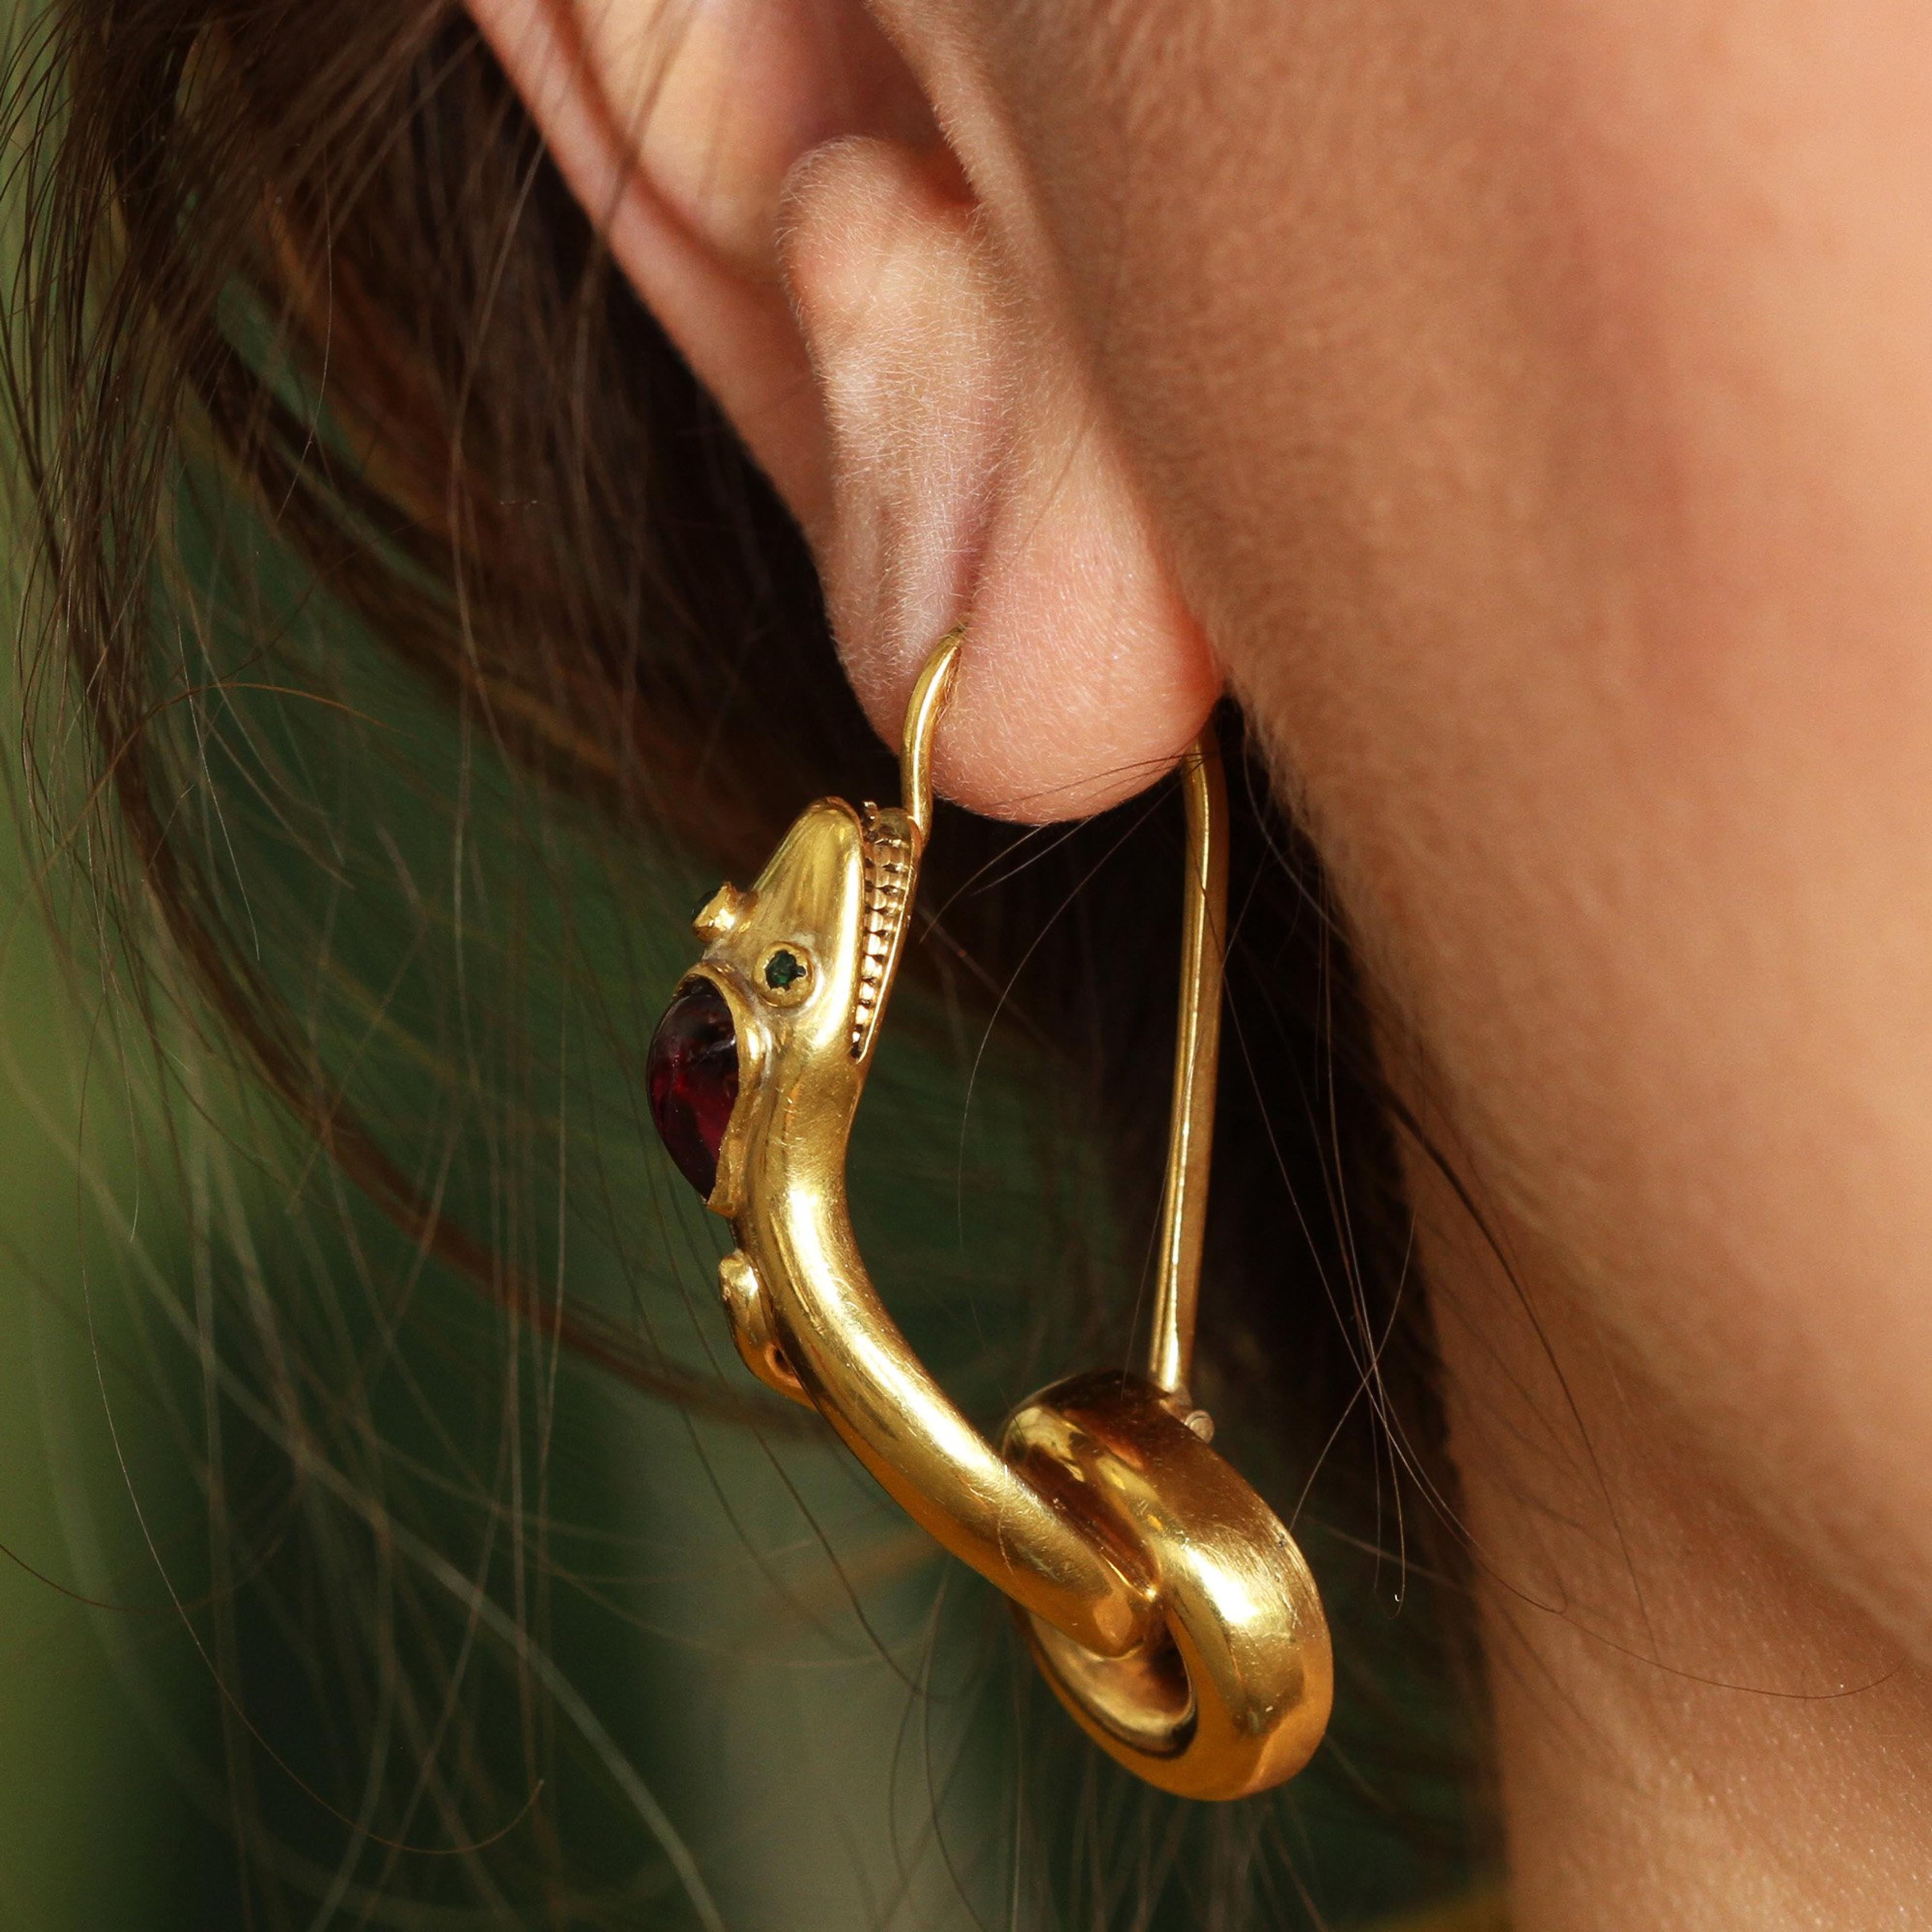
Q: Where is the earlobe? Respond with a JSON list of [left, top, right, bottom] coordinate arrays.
[[782, 137, 1220, 820], [468, 0, 1220, 823]]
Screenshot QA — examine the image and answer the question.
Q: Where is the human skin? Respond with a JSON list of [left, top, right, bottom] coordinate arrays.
[[468, 0, 1932, 1921]]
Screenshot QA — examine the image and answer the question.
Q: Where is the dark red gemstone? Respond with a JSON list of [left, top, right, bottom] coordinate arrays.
[[647, 979, 739, 1199]]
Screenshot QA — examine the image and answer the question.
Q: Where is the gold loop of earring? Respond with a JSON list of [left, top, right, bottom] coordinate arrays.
[[648, 629, 1332, 1799]]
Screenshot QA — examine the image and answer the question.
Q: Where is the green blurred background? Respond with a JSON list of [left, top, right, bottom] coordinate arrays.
[[0, 24, 1490, 1898], [0, 624, 1495, 1928]]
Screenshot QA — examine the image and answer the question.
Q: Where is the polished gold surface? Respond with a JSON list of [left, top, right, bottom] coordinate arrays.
[[897, 625, 961, 845], [1147, 736, 1229, 1408], [676, 633, 1331, 1796], [717, 1249, 810, 1407], [1007, 1372, 1331, 1797]]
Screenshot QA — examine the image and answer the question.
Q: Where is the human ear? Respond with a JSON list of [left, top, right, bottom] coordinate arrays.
[[467, 0, 1218, 819]]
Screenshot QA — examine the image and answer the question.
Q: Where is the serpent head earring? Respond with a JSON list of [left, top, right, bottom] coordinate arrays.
[[647, 630, 1332, 1799]]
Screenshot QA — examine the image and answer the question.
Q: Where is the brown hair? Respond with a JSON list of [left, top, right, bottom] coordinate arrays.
[[5, 1, 1482, 1919]]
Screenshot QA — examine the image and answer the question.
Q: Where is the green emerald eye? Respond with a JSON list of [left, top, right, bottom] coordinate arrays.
[[763, 948, 808, 992]]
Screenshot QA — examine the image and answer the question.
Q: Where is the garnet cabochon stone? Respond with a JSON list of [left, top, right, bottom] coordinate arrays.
[[647, 979, 740, 1199]]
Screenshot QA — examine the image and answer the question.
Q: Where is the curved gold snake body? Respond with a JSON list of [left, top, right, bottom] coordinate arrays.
[[675, 638, 1331, 1799]]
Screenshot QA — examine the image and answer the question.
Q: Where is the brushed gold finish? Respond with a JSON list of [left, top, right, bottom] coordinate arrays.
[[673, 633, 1332, 1797]]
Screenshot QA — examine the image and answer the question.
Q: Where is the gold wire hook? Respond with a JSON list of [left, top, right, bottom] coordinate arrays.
[[658, 629, 1331, 1799], [899, 624, 962, 847], [1147, 732, 1228, 1413]]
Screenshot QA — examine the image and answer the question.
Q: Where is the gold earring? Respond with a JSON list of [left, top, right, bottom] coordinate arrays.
[[648, 630, 1332, 1799]]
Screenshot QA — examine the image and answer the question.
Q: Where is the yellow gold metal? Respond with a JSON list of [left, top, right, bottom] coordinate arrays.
[[1005, 1373, 1330, 1790], [899, 625, 962, 845], [718, 1251, 811, 1407], [1147, 736, 1229, 1409], [693, 882, 753, 942], [676, 631, 1332, 1799]]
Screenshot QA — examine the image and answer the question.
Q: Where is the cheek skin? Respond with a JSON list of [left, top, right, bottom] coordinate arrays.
[[978, 0, 1932, 1662]]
